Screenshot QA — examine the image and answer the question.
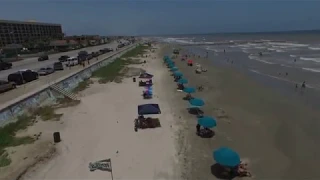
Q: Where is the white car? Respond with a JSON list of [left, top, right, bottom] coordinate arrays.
[[66, 57, 79, 67]]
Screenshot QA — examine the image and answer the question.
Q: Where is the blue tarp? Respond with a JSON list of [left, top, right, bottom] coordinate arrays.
[[138, 104, 161, 115]]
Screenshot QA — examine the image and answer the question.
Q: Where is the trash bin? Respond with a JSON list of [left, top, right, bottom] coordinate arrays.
[[133, 78, 136, 82], [53, 132, 61, 143]]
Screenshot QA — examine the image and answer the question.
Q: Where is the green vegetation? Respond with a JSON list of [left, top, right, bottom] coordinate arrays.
[[72, 79, 93, 93], [0, 151, 11, 167], [92, 45, 149, 84], [0, 115, 35, 167], [55, 97, 81, 108], [121, 44, 149, 58], [0, 104, 65, 167], [33, 106, 63, 121]]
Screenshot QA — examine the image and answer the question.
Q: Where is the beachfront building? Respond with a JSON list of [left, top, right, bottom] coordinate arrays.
[[0, 19, 63, 48], [64, 35, 110, 47]]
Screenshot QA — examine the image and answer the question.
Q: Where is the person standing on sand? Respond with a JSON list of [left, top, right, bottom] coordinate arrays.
[[206, 51, 208, 58], [295, 84, 298, 91]]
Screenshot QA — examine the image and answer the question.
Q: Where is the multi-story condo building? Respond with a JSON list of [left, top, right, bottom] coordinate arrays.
[[0, 19, 63, 47]]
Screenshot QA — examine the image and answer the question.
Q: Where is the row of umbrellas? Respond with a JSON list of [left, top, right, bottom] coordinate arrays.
[[163, 55, 241, 167]]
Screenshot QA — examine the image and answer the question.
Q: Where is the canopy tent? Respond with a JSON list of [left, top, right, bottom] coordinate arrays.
[[138, 104, 161, 115]]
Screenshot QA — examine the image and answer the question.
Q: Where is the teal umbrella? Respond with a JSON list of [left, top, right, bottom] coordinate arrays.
[[189, 98, 204, 106], [168, 64, 175, 68], [178, 78, 188, 84], [167, 61, 174, 65], [173, 71, 183, 77], [171, 67, 179, 71], [183, 87, 196, 93], [198, 116, 217, 128], [213, 147, 240, 167]]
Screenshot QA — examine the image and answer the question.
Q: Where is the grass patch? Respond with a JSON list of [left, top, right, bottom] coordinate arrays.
[[55, 97, 81, 108], [0, 115, 35, 167], [0, 151, 11, 167], [92, 58, 126, 83], [92, 45, 149, 84], [33, 106, 63, 121], [121, 44, 149, 58], [73, 79, 93, 93]]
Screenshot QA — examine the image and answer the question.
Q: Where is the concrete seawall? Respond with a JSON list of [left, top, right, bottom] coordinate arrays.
[[0, 45, 136, 127]]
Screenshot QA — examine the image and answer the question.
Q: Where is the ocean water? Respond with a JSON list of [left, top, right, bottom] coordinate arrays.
[[154, 31, 320, 90]]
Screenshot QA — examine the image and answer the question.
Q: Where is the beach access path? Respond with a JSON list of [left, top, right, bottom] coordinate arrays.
[[20, 45, 181, 180]]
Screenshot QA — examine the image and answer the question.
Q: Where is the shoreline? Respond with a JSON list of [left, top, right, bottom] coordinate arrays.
[[163, 44, 320, 179]]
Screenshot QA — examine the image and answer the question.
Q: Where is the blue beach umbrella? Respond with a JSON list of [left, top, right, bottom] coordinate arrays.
[[168, 64, 175, 68], [170, 67, 178, 71], [189, 98, 204, 106], [183, 87, 196, 94], [173, 71, 183, 77], [213, 147, 241, 167], [178, 78, 188, 84], [198, 116, 217, 128]]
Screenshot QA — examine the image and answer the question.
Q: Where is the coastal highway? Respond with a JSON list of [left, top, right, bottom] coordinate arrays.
[[0, 41, 119, 80], [0, 42, 133, 106]]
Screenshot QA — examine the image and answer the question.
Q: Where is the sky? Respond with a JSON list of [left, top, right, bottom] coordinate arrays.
[[0, 0, 320, 36]]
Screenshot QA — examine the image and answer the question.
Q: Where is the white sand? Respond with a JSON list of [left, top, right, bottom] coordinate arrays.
[[21, 46, 180, 180]]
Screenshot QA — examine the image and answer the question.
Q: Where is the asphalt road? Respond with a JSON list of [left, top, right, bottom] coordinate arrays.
[[0, 41, 133, 106], [0, 41, 119, 80]]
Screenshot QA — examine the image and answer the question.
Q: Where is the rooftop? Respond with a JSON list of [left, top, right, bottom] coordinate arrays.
[[0, 19, 61, 26]]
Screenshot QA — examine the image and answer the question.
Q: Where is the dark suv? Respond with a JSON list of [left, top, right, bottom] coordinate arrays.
[[0, 61, 12, 70], [38, 55, 49, 61], [59, 55, 69, 62], [8, 69, 39, 85]]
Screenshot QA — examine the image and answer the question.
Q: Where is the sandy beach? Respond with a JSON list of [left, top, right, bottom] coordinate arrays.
[[3, 42, 320, 180], [161, 45, 320, 179], [9, 45, 180, 180]]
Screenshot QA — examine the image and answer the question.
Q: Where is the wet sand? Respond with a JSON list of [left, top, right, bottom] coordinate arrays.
[[161, 45, 320, 179]]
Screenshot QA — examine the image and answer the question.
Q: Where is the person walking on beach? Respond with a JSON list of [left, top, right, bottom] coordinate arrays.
[[300, 81, 306, 94], [295, 84, 298, 91], [206, 51, 208, 58], [196, 124, 200, 135], [301, 81, 306, 89]]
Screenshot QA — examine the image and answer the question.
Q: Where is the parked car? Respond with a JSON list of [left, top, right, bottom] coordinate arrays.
[[66, 57, 79, 67], [59, 55, 70, 62], [0, 80, 16, 93], [87, 54, 93, 60], [106, 48, 114, 52], [8, 69, 39, 85], [38, 67, 55, 76], [38, 55, 49, 61], [0, 61, 12, 70], [117, 44, 125, 48], [53, 62, 64, 71]]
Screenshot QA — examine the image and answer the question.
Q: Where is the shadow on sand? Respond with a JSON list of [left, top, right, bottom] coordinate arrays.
[[187, 108, 204, 115], [210, 163, 237, 180]]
